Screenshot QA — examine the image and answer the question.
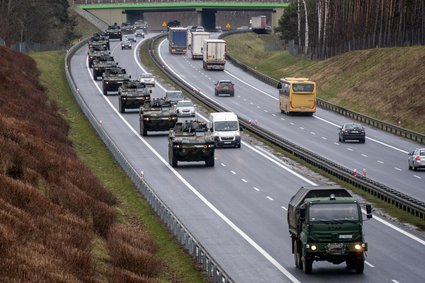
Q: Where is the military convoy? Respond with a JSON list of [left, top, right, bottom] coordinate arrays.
[[102, 67, 131, 95], [287, 185, 372, 274], [139, 98, 178, 136], [168, 121, 215, 167], [118, 81, 151, 113]]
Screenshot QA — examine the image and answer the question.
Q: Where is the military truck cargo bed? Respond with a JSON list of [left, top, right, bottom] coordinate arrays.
[[118, 81, 151, 113]]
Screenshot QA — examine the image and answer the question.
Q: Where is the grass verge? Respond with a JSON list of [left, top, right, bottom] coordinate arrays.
[[31, 50, 208, 283]]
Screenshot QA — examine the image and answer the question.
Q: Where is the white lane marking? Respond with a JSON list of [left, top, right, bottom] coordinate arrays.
[[365, 261, 375, 268], [156, 38, 425, 248], [266, 196, 274, 201], [257, 105, 261, 109], [391, 280, 400, 283], [88, 53, 302, 283], [347, 148, 353, 151], [395, 167, 402, 171], [310, 131, 316, 135], [250, 102, 254, 105], [241, 178, 248, 183], [321, 137, 327, 140], [264, 110, 269, 113], [272, 114, 276, 117], [290, 122, 294, 125], [221, 163, 226, 167], [281, 118, 285, 121], [377, 160, 385, 164], [231, 170, 237, 175], [299, 127, 304, 130], [334, 142, 340, 145], [253, 187, 260, 192], [281, 206, 288, 211], [413, 175, 422, 179], [361, 154, 369, 157]]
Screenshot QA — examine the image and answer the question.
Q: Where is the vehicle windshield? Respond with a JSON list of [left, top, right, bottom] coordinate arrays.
[[140, 73, 152, 78], [292, 83, 315, 92], [177, 101, 193, 107], [419, 150, 425, 156], [345, 123, 362, 130], [218, 82, 233, 88], [309, 203, 359, 222], [214, 121, 238, 131]]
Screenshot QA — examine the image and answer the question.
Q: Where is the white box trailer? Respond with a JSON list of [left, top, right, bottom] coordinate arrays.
[[202, 39, 226, 71], [191, 31, 210, 60]]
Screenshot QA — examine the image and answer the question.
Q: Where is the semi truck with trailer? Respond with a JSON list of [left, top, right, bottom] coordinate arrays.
[[168, 27, 188, 54], [250, 15, 267, 34], [287, 185, 372, 274], [202, 39, 226, 70], [191, 31, 210, 60]]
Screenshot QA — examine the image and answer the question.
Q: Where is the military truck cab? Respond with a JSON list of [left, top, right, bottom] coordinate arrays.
[[139, 99, 178, 136], [102, 67, 131, 95], [118, 81, 151, 113], [288, 186, 372, 274]]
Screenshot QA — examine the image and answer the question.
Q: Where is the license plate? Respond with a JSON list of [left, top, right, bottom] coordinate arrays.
[[224, 142, 231, 144], [328, 243, 344, 249], [339, 234, 352, 239], [352, 131, 358, 133]]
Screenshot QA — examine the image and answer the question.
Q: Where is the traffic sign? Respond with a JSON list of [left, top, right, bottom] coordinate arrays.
[[162, 21, 167, 27], [226, 23, 231, 29]]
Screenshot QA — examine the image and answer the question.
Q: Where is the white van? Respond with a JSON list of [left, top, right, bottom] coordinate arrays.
[[209, 112, 241, 148]]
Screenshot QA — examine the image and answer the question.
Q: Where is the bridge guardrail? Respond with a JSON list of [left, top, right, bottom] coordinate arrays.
[[218, 32, 425, 145], [65, 39, 233, 283], [149, 33, 425, 220]]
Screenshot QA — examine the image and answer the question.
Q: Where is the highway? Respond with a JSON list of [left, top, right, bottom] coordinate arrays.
[[68, 35, 425, 282], [158, 38, 425, 204]]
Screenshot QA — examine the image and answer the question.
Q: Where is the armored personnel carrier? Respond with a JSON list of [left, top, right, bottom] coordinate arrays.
[[139, 98, 177, 136], [92, 56, 118, 81], [88, 50, 111, 68], [168, 121, 215, 167], [106, 24, 122, 40], [118, 81, 151, 113], [88, 33, 110, 50], [102, 67, 131, 95]]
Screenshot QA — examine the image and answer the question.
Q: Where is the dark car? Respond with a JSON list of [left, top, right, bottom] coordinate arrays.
[[408, 148, 425, 171], [214, 80, 234, 97], [338, 123, 366, 143]]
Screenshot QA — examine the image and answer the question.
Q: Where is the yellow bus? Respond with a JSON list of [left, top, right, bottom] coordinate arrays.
[[277, 77, 317, 115]]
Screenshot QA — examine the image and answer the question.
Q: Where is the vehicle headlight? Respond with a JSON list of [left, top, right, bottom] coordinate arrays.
[[355, 244, 363, 250], [311, 245, 317, 251]]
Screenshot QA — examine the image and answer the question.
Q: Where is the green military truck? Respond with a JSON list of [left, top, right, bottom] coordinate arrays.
[[118, 81, 151, 113], [102, 67, 131, 96], [139, 98, 178, 136], [287, 185, 372, 274], [168, 121, 215, 167], [92, 57, 118, 81]]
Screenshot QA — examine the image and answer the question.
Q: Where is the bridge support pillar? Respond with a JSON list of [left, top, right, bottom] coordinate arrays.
[[271, 8, 284, 33], [200, 9, 216, 32]]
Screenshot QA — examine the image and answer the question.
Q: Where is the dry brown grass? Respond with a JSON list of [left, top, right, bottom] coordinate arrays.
[[0, 45, 164, 282]]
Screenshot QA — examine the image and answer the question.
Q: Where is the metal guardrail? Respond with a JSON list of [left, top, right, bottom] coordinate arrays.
[[218, 32, 425, 145], [149, 33, 425, 220], [65, 39, 233, 283]]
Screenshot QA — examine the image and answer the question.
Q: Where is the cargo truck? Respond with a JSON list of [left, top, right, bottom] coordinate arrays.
[[250, 15, 267, 34], [168, 27, 188, 54], [202, 39, 226, 71], [287, 185, 372, 274], [191, 31, 210, 60]]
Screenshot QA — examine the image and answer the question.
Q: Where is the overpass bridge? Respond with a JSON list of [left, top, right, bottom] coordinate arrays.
[[76, 1, 288, 31]]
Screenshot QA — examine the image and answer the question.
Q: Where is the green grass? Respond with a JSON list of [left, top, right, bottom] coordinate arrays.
[[225, 33, 425, 134], [31, 51, 208, 283]]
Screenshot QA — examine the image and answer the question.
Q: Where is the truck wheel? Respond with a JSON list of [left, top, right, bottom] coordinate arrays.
[[206, 156, 215, 167], [119, 99, 125, 113], [303, 254, 313, 274], [294, 240, 302, 269], [355, 257, 364, 274], [140, 120, 147, 136], [103, 88, 107, 96], [168, 147, 177, 167]]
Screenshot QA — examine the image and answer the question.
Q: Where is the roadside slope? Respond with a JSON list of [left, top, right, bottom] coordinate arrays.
[[225, 33, 425, 134]]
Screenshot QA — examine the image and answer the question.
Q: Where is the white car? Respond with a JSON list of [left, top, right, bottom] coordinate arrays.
[[125, 34, 136, 43], [139, 73, 155, 87], [175, 100, 196, 117]]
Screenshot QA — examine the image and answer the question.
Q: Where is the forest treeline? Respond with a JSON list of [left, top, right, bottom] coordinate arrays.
[[275, 0, 425, 58], [0, 0, 77, 45]]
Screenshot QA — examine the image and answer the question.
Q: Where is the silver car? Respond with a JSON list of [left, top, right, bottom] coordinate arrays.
[[164, 90, 184, 106], [139, 73, 155, 87], [408, 148, 425, 170], [176, 100, 196, 117]]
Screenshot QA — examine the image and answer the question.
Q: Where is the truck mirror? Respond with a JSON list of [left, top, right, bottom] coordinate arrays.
[[366, 204, 373, 219], [299, 207, 306, 221], [277, 82, 282, 89]]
